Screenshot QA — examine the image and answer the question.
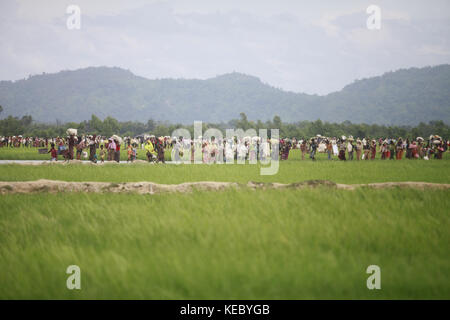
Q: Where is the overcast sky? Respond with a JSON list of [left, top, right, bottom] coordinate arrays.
[[1, 0, 450, 94]]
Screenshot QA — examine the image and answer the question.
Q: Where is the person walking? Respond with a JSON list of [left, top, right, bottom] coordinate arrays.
[[68, 134, 75, 160], [144, 138, 155, 162], [89, 135, 97, 162], [389, 141, 396, 160], [347, 138, 354, 160], [370, 140, 377, 160], [300, 140, 307, 160], [156, 137, 165, 163], [326, 139, 333, 160], [114, 138, 121, 163], [363, 138, 370, 160], [108, 138, 116, 161], [310, 139, 317, 161], [396, 138, 403, 160], [356, 139, 362, 160]]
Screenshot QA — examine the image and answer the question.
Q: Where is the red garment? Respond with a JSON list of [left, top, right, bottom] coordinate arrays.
[[51, 149, 57, 158]]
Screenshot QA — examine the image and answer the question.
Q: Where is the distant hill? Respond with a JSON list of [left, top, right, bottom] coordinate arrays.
[[0, 65, 449, 125]]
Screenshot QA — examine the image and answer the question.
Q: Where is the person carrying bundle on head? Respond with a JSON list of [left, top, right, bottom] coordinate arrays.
[[338, 136, 346, 161]]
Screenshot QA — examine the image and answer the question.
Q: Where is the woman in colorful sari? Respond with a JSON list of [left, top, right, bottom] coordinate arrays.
[[380, 141, 387, 160], [114, 138, 120, 163], [370, 140, 377, 160], [435, 141, 444, 160], [410, 141, 418, 159]]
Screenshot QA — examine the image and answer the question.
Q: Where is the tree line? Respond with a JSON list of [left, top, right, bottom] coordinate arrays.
[[0, 109, 449, 140]]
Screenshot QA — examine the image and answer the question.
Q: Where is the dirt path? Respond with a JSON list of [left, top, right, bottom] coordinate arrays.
[[1, 179, 449, 195]]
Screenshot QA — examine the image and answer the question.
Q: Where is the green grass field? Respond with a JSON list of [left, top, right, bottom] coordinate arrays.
[[0, 188, 449, 299], [0, 158, 449, 184], [0, 147, 449, 299]]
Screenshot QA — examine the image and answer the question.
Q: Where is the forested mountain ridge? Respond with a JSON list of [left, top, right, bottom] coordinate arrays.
[[0, 65, 449, 125]]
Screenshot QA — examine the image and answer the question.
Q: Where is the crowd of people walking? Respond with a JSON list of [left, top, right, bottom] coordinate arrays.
[[0, 131, 448, 163], [287, 135, 447, 161]]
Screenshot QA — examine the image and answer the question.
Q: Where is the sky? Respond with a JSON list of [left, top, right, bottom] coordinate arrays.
[[1, 0, 450, 94]]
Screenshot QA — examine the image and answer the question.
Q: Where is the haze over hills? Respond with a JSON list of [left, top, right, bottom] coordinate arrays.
[[0, 65, 449, 125]]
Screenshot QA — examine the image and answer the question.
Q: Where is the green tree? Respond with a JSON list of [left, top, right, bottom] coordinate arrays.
[[146, 119, 156, 132], [88, 114, 103, 133], [236, 112, 250, 130], [272, 115, 282, 130], [102, 116, 120, 137]]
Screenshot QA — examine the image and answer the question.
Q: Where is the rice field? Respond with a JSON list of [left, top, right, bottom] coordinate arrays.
[[0, 147, 449, 299], [0, 188, 449, 299], [0, 157, 449, 185]]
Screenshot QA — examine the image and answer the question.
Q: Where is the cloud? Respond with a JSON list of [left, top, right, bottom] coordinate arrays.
[[1, 0, 450, 95], [419, 45, 450, 56]]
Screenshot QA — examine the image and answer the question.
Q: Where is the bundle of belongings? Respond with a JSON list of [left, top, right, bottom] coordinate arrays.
[[66, 128, 77, 136]]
